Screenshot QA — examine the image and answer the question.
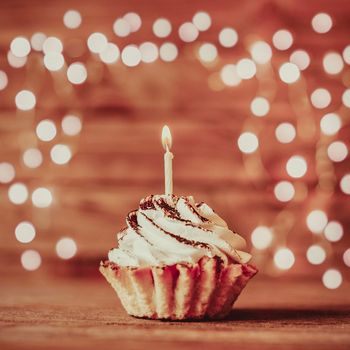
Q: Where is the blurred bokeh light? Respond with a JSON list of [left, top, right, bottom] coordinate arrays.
[[0, 0, 349, 295]]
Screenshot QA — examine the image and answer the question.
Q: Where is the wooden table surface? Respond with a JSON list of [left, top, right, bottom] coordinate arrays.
[[1, 273, 349, 350]]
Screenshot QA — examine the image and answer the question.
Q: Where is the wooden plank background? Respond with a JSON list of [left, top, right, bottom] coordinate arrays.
[[0, 0, 349, 280]]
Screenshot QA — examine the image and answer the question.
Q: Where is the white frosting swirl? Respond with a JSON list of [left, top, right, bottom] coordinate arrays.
[[108, 194, 252, 267]]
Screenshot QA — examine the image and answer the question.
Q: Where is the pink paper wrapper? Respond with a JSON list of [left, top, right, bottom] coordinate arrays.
[[100, 256, 257, 320]]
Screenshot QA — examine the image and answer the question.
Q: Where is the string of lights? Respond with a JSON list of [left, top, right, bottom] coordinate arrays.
[[0, 9, 349, 289]]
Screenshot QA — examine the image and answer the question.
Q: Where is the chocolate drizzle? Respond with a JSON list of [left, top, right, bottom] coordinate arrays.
[[154, 197, 180, 219], [126, 211, 138, 229], [140, 195, 156, 210], [140, 212, 209, 250], [125, 210, 154, 246], [109, 194, 250, 266], [182, 198, 209, 222], [126, 195, 224, 254], [153, 196, 211, 228], [126, 195, 213, 250]]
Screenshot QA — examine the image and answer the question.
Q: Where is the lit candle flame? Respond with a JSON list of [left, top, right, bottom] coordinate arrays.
[[162, 125, 172, 151]]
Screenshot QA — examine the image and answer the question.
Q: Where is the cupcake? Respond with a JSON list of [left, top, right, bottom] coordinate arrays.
[[100, 194, 257, 320]]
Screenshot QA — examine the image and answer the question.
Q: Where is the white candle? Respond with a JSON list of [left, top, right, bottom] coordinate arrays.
[[161, 125, 174, 196]]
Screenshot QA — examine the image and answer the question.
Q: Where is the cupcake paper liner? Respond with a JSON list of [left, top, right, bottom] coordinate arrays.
[[99, 256, 257, 320]]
